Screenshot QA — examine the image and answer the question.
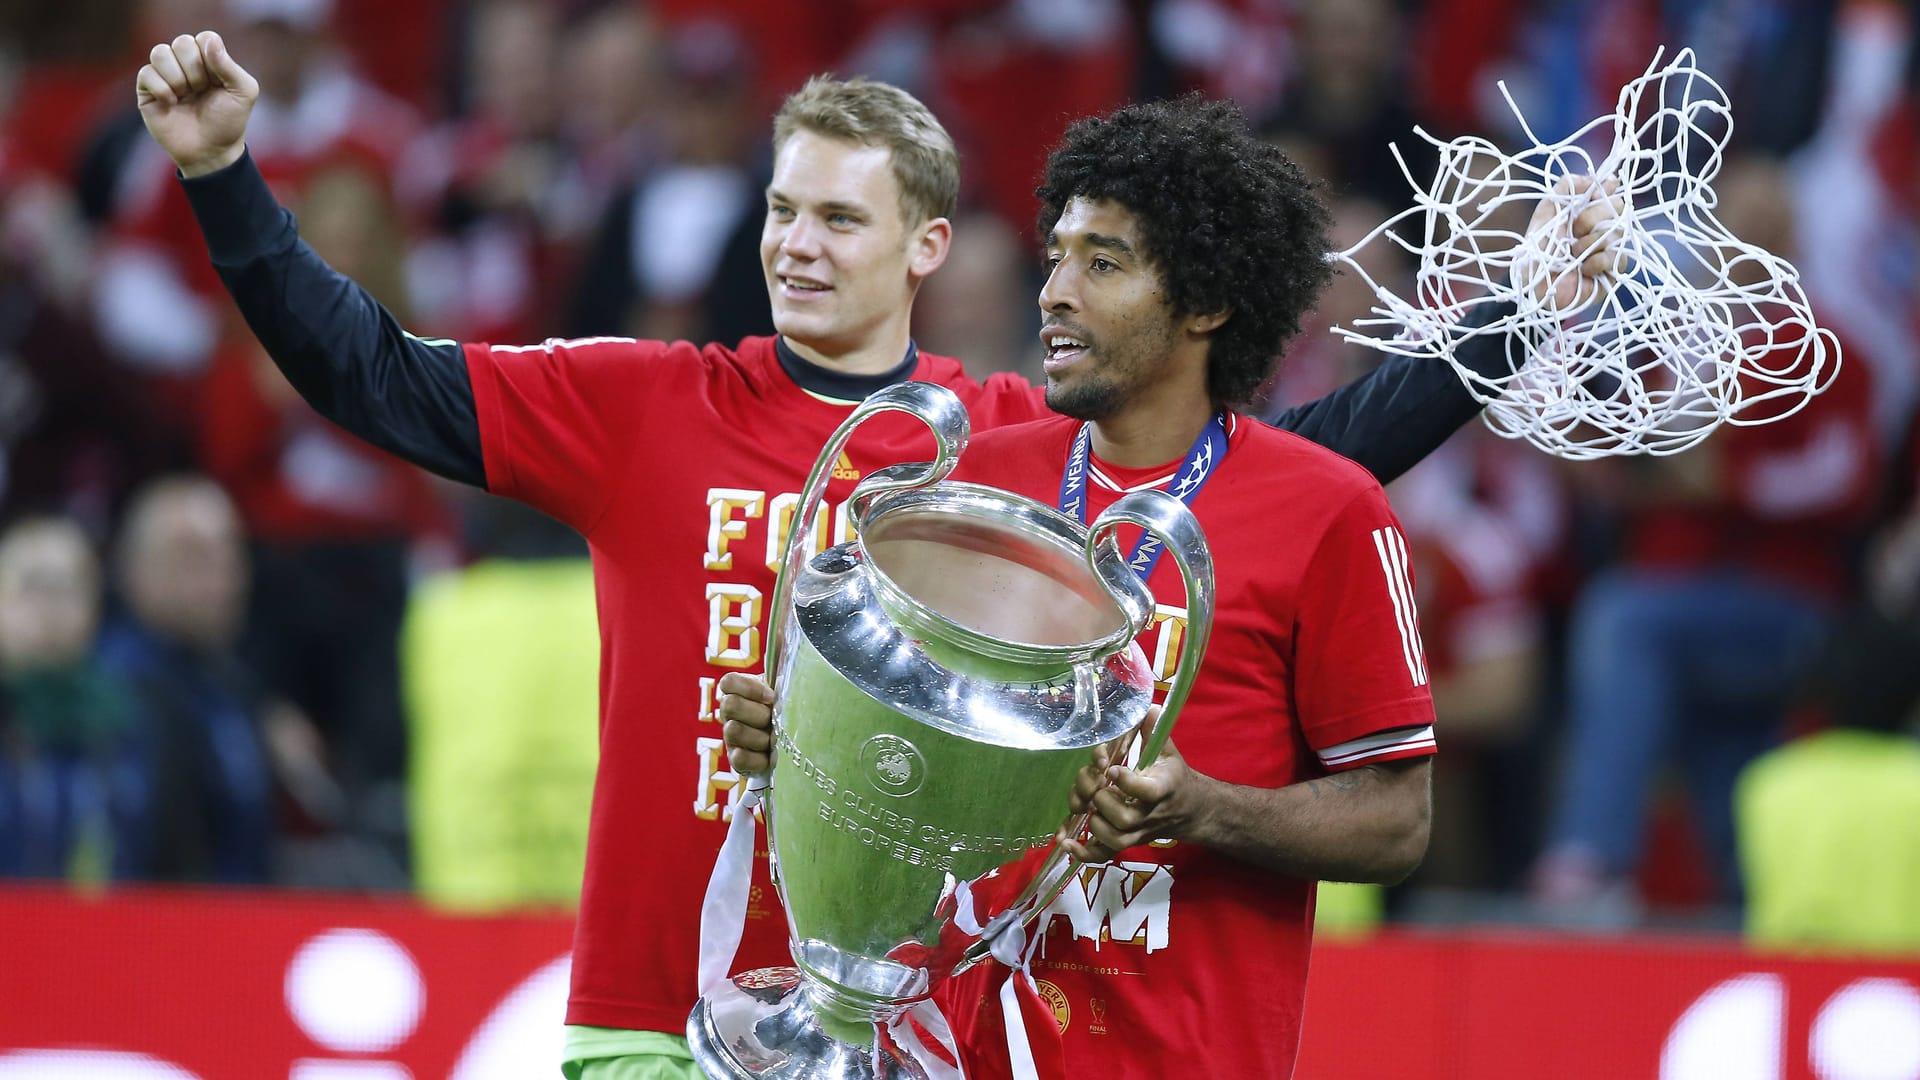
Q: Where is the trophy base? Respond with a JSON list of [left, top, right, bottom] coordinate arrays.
[[687, 966, 940, 1079]]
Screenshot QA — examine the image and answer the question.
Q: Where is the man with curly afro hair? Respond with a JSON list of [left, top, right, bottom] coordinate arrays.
[[1033, 94, 1336, 417], [933, 95, 1449, 1080]]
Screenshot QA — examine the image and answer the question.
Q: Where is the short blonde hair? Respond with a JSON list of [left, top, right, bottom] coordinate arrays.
[[773, 76, 960, 225]]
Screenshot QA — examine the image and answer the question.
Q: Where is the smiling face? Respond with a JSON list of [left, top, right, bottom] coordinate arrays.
[[761, 130, 946, 370], [1038, 197, 1195, 422]]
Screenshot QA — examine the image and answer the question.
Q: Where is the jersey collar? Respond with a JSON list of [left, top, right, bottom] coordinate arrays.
[[774, 337, 920, 404]]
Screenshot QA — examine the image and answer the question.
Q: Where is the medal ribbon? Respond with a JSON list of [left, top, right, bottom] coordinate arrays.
[[1056, 413, 1229, 580]]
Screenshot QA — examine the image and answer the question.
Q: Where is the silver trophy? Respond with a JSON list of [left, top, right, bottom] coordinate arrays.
[[688, 382, 1214, 1078]]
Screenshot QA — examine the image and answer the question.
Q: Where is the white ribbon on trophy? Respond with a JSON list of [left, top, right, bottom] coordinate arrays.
[[697, 773, 770, 1000]]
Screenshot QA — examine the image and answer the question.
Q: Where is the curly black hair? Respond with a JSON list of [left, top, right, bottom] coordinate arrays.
[[1035, 95, 1334, 409]]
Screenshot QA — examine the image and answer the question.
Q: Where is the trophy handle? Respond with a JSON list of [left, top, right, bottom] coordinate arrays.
[[764, 381, 971, 686], [1084, 488, 1215, 771], [958, 489, 1215, 973]]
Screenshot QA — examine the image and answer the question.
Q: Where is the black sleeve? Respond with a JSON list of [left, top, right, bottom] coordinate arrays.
[[181, 150, 488, 488], [1266, 302, 1520, 483]]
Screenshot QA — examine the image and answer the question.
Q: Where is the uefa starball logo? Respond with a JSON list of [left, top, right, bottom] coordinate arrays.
[[860, 734, 926, 797]]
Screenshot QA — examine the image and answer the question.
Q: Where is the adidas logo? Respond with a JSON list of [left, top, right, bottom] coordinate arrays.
[[830, 452, 861, 481]]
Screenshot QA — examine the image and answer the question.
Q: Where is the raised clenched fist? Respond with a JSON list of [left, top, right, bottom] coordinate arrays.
[[135, 31, 260, 177]]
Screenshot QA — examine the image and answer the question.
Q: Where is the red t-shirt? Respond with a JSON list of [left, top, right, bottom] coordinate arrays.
[[938, 414, 1438, 1079], [462, 335, 1048, 1033]]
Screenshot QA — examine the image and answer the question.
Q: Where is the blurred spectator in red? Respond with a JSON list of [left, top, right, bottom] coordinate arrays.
[[0, 125, 192, 534], [401, 0, 570, 345], [0, 16, 199, 530], [92, 0, 419, 385], [60, 1, 222, 236], [96, 477, 300, 883], [198, 159, 450, 889], [3, 0, 194, 194], [1530, 156, 1884, 914], [0, 516, 144, 882], [566, 19, 770, 344]]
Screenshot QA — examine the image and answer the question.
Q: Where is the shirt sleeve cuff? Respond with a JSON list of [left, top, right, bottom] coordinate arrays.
[[180, 147, 294, 266], [1451, 298, 1524, 380], [1316, 724, 1437, 770]]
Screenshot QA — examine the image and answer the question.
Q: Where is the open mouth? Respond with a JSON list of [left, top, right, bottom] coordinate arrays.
[[1042, 332, 1090, 370]]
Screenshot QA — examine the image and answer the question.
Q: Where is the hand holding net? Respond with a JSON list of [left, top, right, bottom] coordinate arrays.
[[1332, 47, 1840, 460]]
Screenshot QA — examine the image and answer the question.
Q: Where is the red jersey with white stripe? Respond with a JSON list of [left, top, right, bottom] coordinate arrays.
[[461, 335, 1048, 1033], [940, 413, 1436, 1080]]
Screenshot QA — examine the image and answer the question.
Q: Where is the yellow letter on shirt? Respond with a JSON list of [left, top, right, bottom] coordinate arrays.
[[705, 583, 764, 668], [706, 488, 767, 572]]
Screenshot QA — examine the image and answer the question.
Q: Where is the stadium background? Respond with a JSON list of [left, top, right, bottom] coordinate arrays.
[[0, 0, 1917, 1076]]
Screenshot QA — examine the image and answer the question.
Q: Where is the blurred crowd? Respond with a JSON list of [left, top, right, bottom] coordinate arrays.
[[0, 0, 1916, 948]]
